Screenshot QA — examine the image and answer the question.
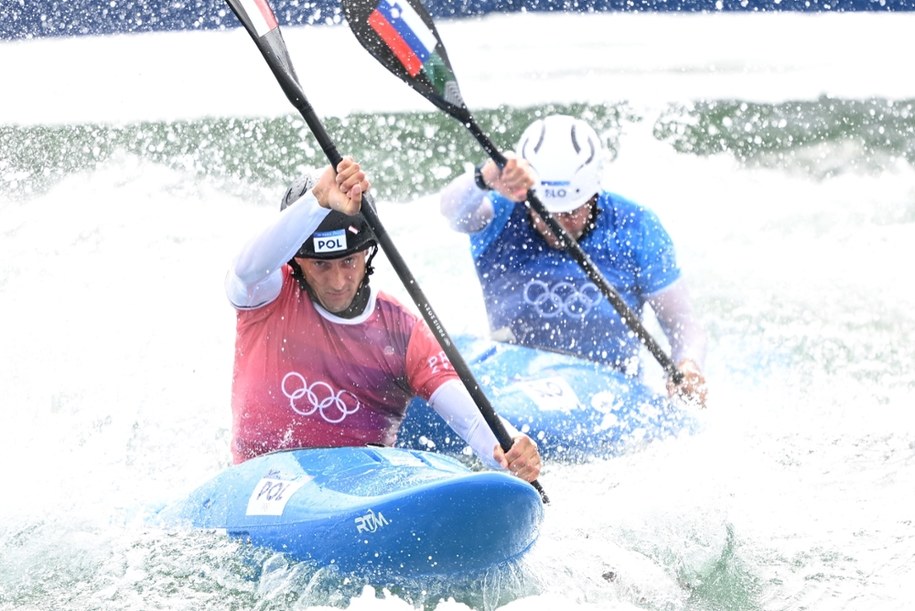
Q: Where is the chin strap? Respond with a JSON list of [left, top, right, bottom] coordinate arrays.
[[289, 245, 379, 319]]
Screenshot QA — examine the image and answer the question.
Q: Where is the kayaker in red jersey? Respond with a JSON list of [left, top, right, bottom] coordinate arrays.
[[225, 157, 541, 483]]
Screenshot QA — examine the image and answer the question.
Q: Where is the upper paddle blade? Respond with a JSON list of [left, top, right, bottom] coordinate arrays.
[[225, 0, 301, 85], [342, 0, 470, 120], [225, 0, 279, 37]]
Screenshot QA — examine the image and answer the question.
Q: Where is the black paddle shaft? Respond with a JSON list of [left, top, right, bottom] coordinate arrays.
[[341, 0, 683, 384], [223, 0, 548, 502]]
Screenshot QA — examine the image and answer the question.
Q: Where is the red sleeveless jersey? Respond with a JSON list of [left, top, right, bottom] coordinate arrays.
[[230, 266, 456, 463]]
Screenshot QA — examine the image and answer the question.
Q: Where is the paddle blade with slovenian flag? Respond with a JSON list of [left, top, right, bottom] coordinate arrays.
[[342, 0, 470, 120]]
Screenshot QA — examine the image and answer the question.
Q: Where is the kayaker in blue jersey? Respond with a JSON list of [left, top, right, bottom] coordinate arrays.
[[440, 114, 708, 406]]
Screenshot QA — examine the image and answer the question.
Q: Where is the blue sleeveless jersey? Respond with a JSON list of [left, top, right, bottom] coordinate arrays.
[[469, 192, 680, 372]]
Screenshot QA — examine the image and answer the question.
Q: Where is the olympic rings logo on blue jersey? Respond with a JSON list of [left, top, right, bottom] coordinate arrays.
[[523, 279, 603, 318], [281, 372, 361, 423]]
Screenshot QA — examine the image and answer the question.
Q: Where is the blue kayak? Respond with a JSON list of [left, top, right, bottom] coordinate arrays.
[[161, 446, 543, 579], [401, 335, 696, 461]]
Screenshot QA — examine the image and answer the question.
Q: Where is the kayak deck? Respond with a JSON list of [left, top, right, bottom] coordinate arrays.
[[401, 335, 696, 461], [161, 446, 544, 578]]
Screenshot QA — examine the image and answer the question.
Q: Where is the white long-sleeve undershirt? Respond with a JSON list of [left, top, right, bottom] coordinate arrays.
[[646, 278, 707, 369], [225, 188, 329, 309], [426, 378, 521, 470], [438, 170, 494, 234]]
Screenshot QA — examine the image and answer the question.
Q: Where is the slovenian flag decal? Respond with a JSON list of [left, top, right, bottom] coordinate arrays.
[[234, 0, 279, 37], [368, 0, 452, 93]]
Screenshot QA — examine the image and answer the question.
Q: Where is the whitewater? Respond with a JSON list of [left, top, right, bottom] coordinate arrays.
[[1, 11, 914, 611]]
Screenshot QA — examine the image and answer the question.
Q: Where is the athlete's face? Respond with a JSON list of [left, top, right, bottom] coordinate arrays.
[[296, 251, 367, 313], [528, 196, 597, 250]]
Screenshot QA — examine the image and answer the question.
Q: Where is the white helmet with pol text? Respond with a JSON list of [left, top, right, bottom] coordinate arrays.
[[516, 114, 604, 213]]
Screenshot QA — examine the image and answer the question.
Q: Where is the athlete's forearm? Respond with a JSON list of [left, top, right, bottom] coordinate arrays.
[[225, 187, 329, 308], [427, 379, 520, 470], [649, 279, 707, 368], [439, 171, 494, 233]]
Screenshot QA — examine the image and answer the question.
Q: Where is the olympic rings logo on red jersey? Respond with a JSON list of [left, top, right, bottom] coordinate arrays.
[[523, 279, 602, 318], [281, 372, 362, 423]]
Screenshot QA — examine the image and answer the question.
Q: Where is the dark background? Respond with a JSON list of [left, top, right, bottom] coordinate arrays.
[[4, 0, 913, 41]]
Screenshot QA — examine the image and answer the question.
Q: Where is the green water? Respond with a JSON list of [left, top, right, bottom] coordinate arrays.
[[5, 98, 913, 202]]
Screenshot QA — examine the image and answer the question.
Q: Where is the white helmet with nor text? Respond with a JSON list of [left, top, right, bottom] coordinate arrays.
[[516, 114, 604, 213]]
